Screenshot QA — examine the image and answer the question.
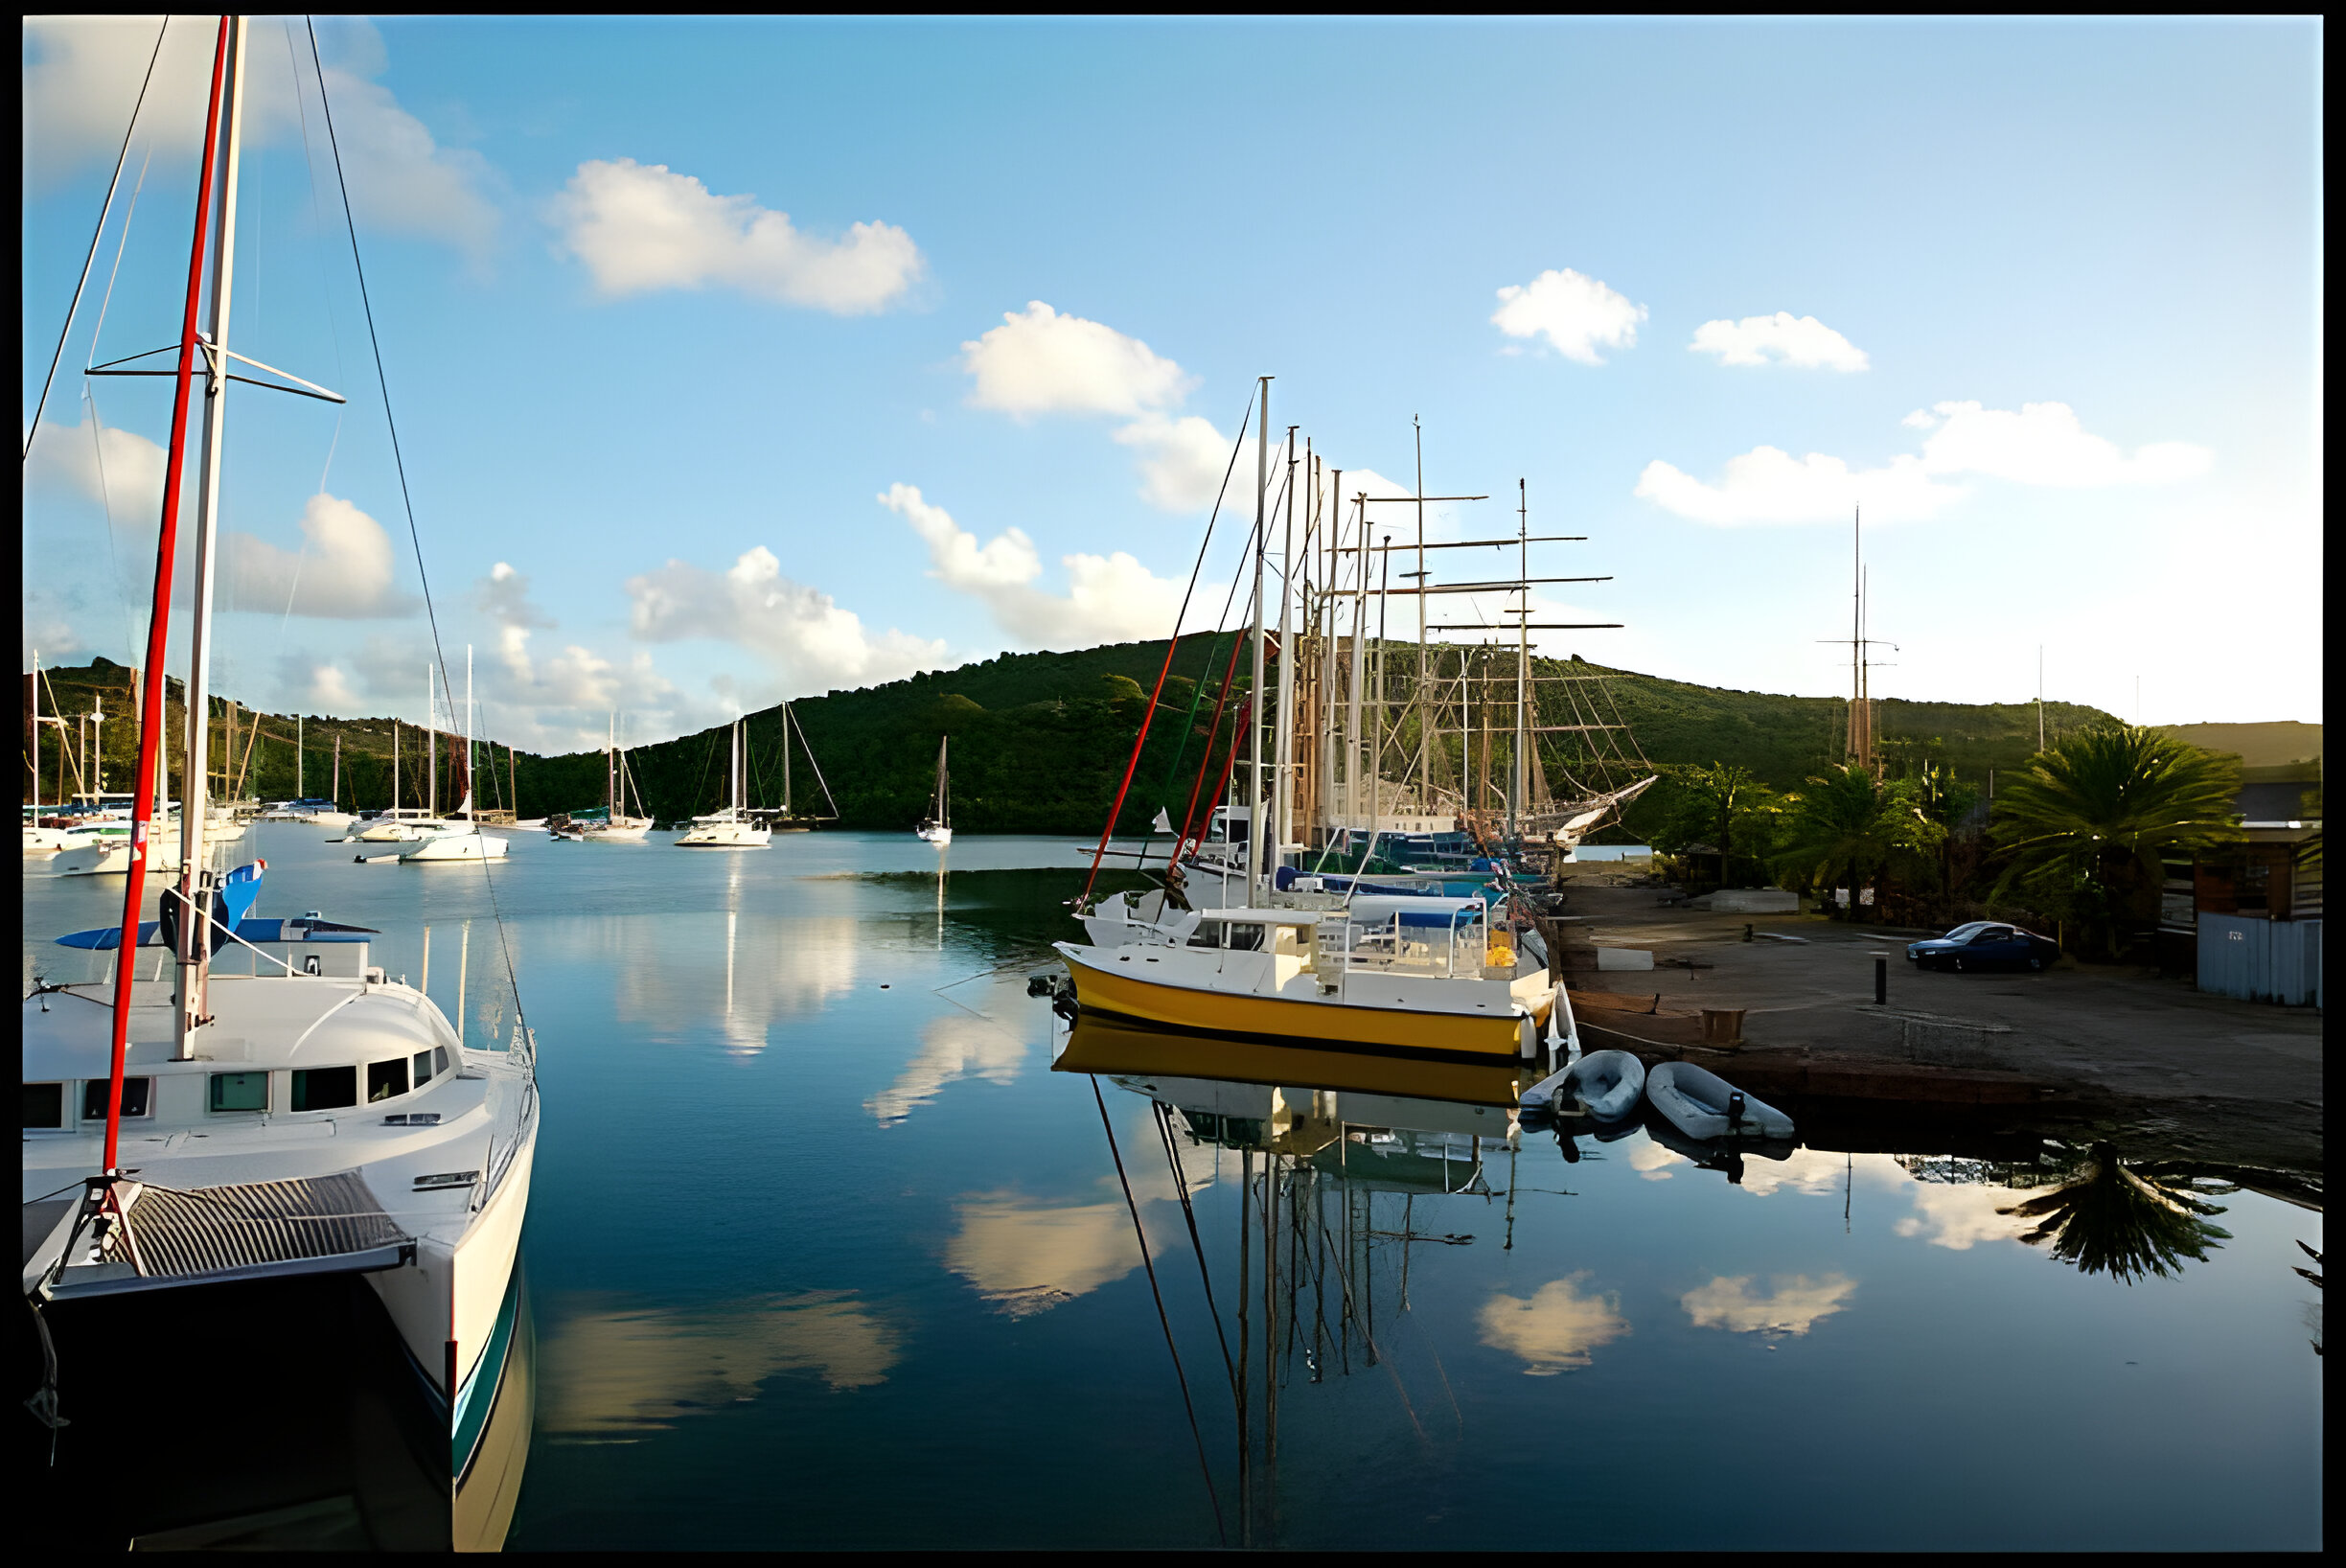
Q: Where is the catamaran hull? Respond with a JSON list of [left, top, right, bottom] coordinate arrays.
[[1056, 941, 1538, 1060]]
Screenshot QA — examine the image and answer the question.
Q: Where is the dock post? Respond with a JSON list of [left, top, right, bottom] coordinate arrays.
[[1874, 954, 1887, 1005]]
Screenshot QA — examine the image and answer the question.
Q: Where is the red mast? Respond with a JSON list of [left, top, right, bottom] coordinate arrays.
[[101, 16, 232, 1177]]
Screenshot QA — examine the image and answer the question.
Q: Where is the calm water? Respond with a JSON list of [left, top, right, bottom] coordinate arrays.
[[23, 827, 2324, 1551]]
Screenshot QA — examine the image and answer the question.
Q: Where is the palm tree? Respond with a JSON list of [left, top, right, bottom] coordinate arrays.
[[1997, 1145, 2233, 1283], [1990, 724, 2242, 958], [1771, 763, 1943, 919]]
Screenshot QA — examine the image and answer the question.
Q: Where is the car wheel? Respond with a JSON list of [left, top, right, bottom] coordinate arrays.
[[1953, 957, 1966, 973], [2029, 957, 2044, 971]]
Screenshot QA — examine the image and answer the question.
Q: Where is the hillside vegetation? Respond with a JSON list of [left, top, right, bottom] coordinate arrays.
[[26, 645, 2123, 839]]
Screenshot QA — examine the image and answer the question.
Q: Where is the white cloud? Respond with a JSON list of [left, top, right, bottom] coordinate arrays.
[[1490, 268, 1647, 364], [21, 18, 497, 257], [273, 654, 362, 713], [24, 416, 167, 519], [946, 1186, 1174, 1318], [314, 65, 501, 262], [626, 543, 946, 689], [554, 157, 922, 313], [1478, 1275, 1631, 1374], [1681, 1273, 1856, 1336], [1636, 447, 1962, 526], [1112, 413, 1247, 514], [221, 493, 419, 618], [1905, 400, 2214, 487], [961, 301, 1192, 419], [880, 483, 1195, 648], [1638, 401, 2212, 526], [23, 613, 83, 665], [1690, 311, 1869, 372]]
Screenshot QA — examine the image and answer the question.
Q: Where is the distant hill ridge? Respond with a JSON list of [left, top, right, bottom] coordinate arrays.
[[30, 643, 2142, 835]]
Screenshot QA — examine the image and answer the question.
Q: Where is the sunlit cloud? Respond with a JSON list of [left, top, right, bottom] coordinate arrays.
[[1690, 311, 1869, 372], [1490, 267, 1646, 363], [555, 157, 922, 312]]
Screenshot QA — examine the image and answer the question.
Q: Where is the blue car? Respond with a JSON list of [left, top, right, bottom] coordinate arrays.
[[1907, 921, 2060, 973]]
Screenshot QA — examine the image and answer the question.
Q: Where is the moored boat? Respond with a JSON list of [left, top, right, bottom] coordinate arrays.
[[1645, 1059, 1795, 1141]]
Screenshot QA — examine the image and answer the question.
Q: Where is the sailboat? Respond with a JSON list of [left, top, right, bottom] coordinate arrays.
[[770, 701, 840, 833], [21, 23, 537, 1543], [677, 717, 770, 847], [556, 712, 653, 841], [917, 736, 953, 844], [401, 649, 509, 862], [1055, 389, 1562, 1061]]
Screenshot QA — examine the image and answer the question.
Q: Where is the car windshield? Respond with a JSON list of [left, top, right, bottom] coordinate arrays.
[[1938, 922, 1991, 941]]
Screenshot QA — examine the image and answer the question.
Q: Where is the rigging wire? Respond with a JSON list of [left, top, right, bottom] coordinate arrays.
[[1154, 1100, 1239, 1397], [24, 15, 170, 464], [1074, 387, 1256, 911], [1091, 1077, 1227, 1546], [306, 16, 531, 1057]]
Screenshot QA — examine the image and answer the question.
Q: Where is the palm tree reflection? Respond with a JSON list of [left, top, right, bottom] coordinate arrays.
[[1996, 1144, 2234, 1283]]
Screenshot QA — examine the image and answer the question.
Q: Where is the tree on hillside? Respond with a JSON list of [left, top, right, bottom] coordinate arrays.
[[1657, 763, 1784, 883], [1989, 723, 2242, 959], [1771, 763, 1944, 918]]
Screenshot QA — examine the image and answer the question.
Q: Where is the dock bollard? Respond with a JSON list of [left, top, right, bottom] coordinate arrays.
[[1743, 922, 1753, 943], [1873, 954, 1888, 1005]]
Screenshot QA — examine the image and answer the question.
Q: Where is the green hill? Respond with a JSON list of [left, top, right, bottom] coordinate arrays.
[[26, 644, 2124, 839]]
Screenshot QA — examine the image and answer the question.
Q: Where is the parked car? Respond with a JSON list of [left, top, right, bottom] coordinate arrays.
[[1907, 921, 2061, 973]]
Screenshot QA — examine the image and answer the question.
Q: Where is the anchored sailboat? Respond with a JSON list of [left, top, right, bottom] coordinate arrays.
[[21, 22, 538, 1542], [917, 736, 953, 844], [678, 717, 770, 847]]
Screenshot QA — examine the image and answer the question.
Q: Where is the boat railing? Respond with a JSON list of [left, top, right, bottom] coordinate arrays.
[[1320, 912, 1487, 981]]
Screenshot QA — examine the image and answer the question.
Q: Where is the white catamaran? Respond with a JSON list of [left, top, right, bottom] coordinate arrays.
[[21, 20, 537, 1542]]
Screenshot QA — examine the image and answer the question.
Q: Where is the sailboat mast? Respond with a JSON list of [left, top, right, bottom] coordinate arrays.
[[332, 732, 340, 809], [170, 13, 247, 1058], [296, 713, 303, 797], [782, 703, 794, 817], [1513, 479, 1529, 840], [31, 650, 41, 818], [1248, 376, 1270, 893], [606, 710, 615, 816], [426, 664, 437, 819], [1273, 427, 1298, 867], [112, 15, 233, 1157], [464, 643, 473, 819]]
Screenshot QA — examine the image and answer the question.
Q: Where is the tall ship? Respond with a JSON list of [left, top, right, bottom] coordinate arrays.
[[21, 18, 536, 1546], [1053, 382, 1650, 1062]]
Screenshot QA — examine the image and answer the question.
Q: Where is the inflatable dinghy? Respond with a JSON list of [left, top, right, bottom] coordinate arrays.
[[1561, 1049, 1646, 1121], [1644, 1060, 1794, 1141]]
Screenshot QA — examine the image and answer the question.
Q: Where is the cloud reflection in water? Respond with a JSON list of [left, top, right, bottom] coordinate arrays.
[[866, 1012, 1025, 1127], [1681, 1273, 1856, 1337], [1478, 1274, 1631, 1374], [538, 1291, 903, 1441]]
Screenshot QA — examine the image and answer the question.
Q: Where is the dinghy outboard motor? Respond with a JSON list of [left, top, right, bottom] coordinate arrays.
[[1727, 1090, 1746, 1131]]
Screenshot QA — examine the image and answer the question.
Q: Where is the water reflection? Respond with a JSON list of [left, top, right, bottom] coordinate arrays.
[[1478, 1275, 1630, 1374], [1681, 1274, 1858, 1337], [867, 1011, 1026, 1127], [947, 1188, 1173, 1317], [1995, 1145, 2235, 1283], [610, 911, 864, 1054], [537, 1291, 903, 1441]]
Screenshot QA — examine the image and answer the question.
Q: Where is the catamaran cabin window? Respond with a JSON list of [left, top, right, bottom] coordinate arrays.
[[209, 1072, 268, 1113], [81, 1078, 152, 1120], [291, 1066, 357, 1112], [434, 1047, 449, 1076], [23, 1083, 66, 1130], [367, 1058, 409, 1103], [413, 1049, 434, 1086]]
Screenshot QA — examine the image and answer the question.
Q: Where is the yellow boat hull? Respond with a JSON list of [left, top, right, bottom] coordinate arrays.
[[1063, 949, 1528, 1060]]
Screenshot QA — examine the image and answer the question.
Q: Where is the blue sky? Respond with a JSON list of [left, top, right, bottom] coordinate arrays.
[[22, 17, 2323, 750]]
